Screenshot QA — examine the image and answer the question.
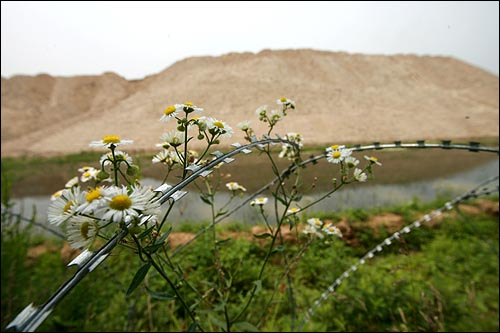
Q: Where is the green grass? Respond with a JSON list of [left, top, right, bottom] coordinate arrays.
[[1, 196, 498, 332]]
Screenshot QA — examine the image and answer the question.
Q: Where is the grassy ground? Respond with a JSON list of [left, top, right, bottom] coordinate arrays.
[[1, 196, 498, 332]]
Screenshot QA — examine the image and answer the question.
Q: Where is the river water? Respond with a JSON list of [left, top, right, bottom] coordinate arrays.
[[5, 159, 498, 236]]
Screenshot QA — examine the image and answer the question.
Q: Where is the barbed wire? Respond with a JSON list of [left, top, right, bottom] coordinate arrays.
[[5, 138, 499, 332], [5, 137, 298, 332], [298, 175, 499, 331], [1, 207, 66, 239]]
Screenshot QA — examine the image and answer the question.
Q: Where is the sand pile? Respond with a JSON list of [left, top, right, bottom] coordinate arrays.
[[1, 49, 498, 157]]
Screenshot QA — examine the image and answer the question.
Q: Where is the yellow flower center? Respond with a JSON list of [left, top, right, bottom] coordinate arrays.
[[331, 145, 339, 150], [63, 201, 73, 213], [280, 97, 287, 102], [85, 188, 102, 203], [213, 121, 224, 129], [83, 171, 91, 178], [110, 194, 132, 211], [52, 191, 62, 198], [184, 102, 193, 106], [314, 219, 322, 226], [103, 135, 121, 144], [164, 105, 176, 115], [333, 151, 341, 159], [371, 157, 378, 162], [80, 222, 90, 240]]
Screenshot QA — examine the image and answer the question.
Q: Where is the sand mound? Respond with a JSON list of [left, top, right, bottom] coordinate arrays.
[[2, 49, 498, 157]]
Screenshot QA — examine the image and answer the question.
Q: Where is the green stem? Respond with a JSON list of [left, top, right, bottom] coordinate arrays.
[[145, 252, 204, 332], [110, 145, 119, 186]]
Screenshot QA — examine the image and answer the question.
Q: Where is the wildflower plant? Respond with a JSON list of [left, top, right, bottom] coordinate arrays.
[[43, 97, 381, 331]]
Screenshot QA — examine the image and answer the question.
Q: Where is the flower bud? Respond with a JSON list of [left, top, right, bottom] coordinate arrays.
[[127, 165, 141, 176], [96, 170, 110, 181]]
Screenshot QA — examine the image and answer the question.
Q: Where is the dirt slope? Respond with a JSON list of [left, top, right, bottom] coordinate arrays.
[[1, 49, 498, 157]]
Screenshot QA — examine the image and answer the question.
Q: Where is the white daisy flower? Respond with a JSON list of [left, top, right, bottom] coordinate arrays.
[[50, 189, 64, 201], [226, 182, 247, 192], [325, 144, 345, 153], [302, 224, 324, 239], [278, 135, 301, 160], [181, 101, 203, 114], [78, 166, 94, 173], [277, 97, 295, 108], [48, 187, 83, 226], [206, 118, 234, 139], [269, 109, 284, 125], [66, 216, 101, 250], [255, 105, 268, 116], [76, 186, 109, 215], [237, 121, 252, 131], [326, 147, 352, 164], [282, 132, 303, 149], [364, 155, 382, 166], [160, 104, 183, 122], [100, 150, 133, 167], [195, 116, 209, 131], [353, 168, 368, 182], [344, 156, 360, 168], [152, 150, 179, 165], [80, 167, 98, 183], [250, 197, 268, 206], [286, 207, 301, 215], [89, 135, 133, 148], [322, 223, 343, 238], [98, 185, 161, 224], [161, 131, 186, 148], [64, 176, 79, 188], [307, 217, 324, 229]]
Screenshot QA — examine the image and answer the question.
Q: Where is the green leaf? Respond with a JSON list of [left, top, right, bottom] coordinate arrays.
[[144, 242, 164, 253], [137, 225, 155, 239], [215, 238, 232, 246], [200, 194, 212, 205], [253, 233, 272, 239], [221, 266, 232, 288], [145, 286, 176, 300], [272, 193, 286, 205], [233, 321, 260, 332], [215, 210, 227, 218], [209, 315, 227, 331], [144, 227, 172, 253], [185, 322, 198, 332], [271, 245, 284, 254], [252, 280, 262, 295], [155, 226, 172, 244], [126, 262, 151, 297]]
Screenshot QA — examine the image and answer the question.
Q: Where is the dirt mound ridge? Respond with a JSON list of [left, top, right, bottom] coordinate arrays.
[[2, 49, 498, 157]]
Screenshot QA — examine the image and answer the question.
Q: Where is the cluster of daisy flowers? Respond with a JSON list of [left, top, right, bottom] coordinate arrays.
[[235, 97, 296, 143], [154, 102, 234, 167], [48, 183, 161, 250], [325, 144, 383, 182], [254, 98, 296, 127], [303, 217, 342, 239], [250, 199, 342, 238], [278, 132, 303, 160], [226, 181, 247, 192], [48, 135, 161, 250]]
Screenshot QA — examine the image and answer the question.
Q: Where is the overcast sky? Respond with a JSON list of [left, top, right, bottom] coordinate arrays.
[[1, 1, 499, 80]]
